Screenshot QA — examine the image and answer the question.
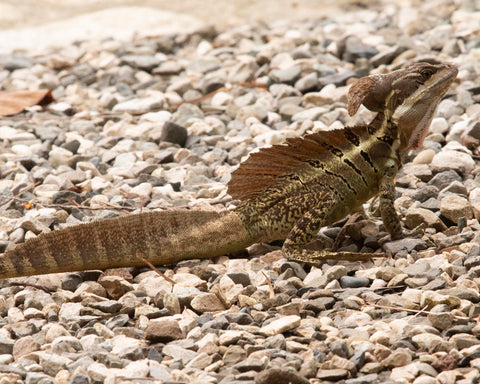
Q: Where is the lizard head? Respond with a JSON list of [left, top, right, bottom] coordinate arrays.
[[348, 62, 458, 150]]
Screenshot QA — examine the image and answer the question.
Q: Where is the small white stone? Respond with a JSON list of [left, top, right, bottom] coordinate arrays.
[[123, 359, 150, 378], [130, 182, 153, 197], [219, 330, 244, 345], [0, 126, 36, 141], [59, 302, 83, 322], [113, 95, 164, 114], [440, 194, 474, 222], [292, 106, 329, 122], [303, 268, 323, 286], [141, 110, 172, 122], [390, 362, 419, 383], [259, 315, 301, 336], [343, 312, 372, 328], [113, 152, 137, 167], [411, 333, 446, 350], [49, 146, 74, 167], [429, 117, 449, 134], [211, 91, 233, 107], [431, 150, 475, 173]]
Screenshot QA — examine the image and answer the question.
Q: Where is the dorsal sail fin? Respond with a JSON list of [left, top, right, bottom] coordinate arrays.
[[228, 126, 368, 200]]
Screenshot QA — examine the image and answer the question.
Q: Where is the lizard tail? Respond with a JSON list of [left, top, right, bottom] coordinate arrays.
[[0, 210, 254, 279]]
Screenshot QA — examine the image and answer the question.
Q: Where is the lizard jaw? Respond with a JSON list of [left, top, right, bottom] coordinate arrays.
[[392, 63, 458, 151]]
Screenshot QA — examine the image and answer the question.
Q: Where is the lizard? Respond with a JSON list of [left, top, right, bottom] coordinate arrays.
[[0, 62, 458, 279]]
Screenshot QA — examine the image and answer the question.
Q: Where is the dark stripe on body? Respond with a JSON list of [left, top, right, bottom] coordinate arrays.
[[324, 169, 356, 193], [360, 150, 377, 173], [343, 128, 360, 146], [343, 158, 368, 186]]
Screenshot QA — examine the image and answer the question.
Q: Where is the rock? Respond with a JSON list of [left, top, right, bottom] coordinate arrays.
[[420, 291, 461, 309], [50, 336, 83, 354], [440, 195, 474, 223], [98, 275, 134, 300], [339, 276, 370, 288], [412, 333, 448, 351], [113, 96, 164, 114], [383, 238, 427, 254], [49, 146, 74, 167], [120, 55, 161, 71], [256, 367, 310, 384], [190, 293, 225, 313], [162, 344, 197, 364], [12, 336, 40, 359], [316, 369, 349, 381], [428, 170, 462, 190], [144, 318, 183, 343], [428, 312, 454, 330], [343, 44, 379, 62], [260, 315, 301, 336], [160, 121, 188, 146], [437, 99, 463, 119], [380, 348, 412, 368], [291, 106, 328, 122], [223, 345, 247, 365], [431, 354, 457, 372], [270, 65, 302, 84], [431, 150, 475, 174], [405, 207, 447, 231], [233, 356, 268, 372], [303, 268, 324, 286], [295, 72, 319, 93]]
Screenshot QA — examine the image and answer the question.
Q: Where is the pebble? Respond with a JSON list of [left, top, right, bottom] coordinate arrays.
[[190, 293, 225, 313], [260, 315, 301, 336], [431, 150, 476, 174], [440, 194, 474, 223], [112, 95, 164, 114], [144, 318, 183, 343]]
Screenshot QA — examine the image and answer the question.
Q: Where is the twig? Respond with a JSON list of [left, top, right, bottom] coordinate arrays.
[[0, 181, 41, 207], [115, 377, 163, 383], [86, 306, 133, 323], [168, 81, 268, 111], [8, 281, 54, 293], [262, 271, 275, 298], [0, 195, 137, 212], [135, 251, 176, 285], [331, 285, 406, 293], [369, 303, 470, 320], [412, 305, 428, 319], [66, 197, 81, 207]]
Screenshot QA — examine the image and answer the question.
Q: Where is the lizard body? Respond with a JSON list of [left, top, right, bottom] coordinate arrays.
[[0, 62, 458, 278]]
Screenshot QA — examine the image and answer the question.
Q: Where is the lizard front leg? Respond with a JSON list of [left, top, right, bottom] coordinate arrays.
[[379, 161, 403, 240], [282, 198, 375, 264]]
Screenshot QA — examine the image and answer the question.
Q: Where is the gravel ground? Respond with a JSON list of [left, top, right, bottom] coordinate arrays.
[[1, 1, 480, 384]]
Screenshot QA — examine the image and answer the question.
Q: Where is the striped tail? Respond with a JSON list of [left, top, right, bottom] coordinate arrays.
[[0, 210, 254, 279]]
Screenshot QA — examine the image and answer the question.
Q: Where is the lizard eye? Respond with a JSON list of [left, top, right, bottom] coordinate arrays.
[[420, 69, 434, 80]]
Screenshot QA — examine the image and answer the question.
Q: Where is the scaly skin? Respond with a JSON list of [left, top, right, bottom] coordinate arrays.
[[0, 62, 458, 278]]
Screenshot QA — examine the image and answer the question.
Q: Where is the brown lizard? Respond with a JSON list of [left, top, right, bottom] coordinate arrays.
[[0, 62, 458, 279]]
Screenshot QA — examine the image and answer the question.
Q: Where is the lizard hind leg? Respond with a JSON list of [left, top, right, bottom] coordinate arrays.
[[282, 201, 377, 265]]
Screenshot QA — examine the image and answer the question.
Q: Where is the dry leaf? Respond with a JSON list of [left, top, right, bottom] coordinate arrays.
[[22, 201, 33, 210], [67, 185, 85, 193], [0, 89, 54, 116]]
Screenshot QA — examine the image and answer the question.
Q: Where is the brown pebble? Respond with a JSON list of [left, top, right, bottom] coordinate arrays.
[[256, 367, 310, 384], [431, 354, 457, 372]]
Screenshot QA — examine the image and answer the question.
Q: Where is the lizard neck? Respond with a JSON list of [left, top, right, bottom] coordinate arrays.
[[369, 109, 402, 167]]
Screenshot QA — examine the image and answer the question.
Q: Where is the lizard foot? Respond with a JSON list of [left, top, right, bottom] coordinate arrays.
[[284, 249, 384, 265]]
